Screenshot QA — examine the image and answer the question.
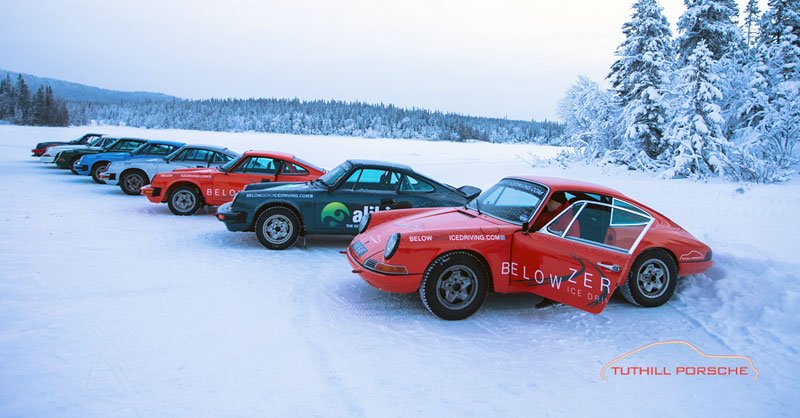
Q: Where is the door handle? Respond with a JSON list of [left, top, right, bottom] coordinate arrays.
[[381, 198, 397, 206], [261, 179, 271, 183], [597, 262, 620, 272]]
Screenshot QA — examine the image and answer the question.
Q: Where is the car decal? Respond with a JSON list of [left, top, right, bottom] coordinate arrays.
[[321, 202, 350, 227], [506, 254, 612, 308]]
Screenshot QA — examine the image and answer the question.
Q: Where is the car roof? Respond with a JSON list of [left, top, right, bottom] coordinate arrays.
[[118, 137, 149, 141], [144, 139, 185, 146], [179, 144, 233, 152], [346, 159, 414, 172], [243, 150, 296, 160], [510, 175, 624, 197]]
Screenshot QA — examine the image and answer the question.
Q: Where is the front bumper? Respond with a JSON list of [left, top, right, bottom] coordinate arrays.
[[32, 148, 45, 156], [346, 245, 421, 293], [40, 155, 56, 164], [140, 185, 164, 202], [216, 202, 249, 231], [73, 164, 90, 176]]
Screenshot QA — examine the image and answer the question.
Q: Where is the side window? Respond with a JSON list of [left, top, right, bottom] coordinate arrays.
[[212, 152, 232, 164], [119, 141, 144, 151], [399, 175, 435, 192], [611, 198, 650, 226], [184, 149, 213, 162], [241, 157, 278, 174], [547, 201, 652, 252], [149, 144, 174, 156], [354, 169, 400, 191], [281, 162, 310, 175]]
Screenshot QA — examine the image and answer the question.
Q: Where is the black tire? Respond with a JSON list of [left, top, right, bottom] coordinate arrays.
[[254, 207, 301, 250], [619, 249, 677, 307], [167, 186, 204, 216], [91, 162, 109, 184], [419, 251, 488, 320], [119, 170, 149, 195]]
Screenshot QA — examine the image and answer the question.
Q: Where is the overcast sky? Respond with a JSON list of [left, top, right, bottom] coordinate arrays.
[[0, 0, 761, 121]]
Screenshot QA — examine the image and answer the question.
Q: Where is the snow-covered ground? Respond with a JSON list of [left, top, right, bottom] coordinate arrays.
[[1, 125, 797, 417]]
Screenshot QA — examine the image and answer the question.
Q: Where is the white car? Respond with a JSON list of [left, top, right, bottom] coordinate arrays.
[[100, 144, 240, 195], [40, 136, 117, 164]]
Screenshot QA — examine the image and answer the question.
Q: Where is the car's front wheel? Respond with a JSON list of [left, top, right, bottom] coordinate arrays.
[[419, 252, 488, 320], [168, 186, 204, 216], [619, 249, 677, 307], [120, 170, 149, 195], [91, 162, 109, 184], [255, 207, 300, 250]]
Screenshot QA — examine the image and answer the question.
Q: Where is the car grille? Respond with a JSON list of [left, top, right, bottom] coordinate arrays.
[[351, 241, 368, 257], [364, 259, 378, 269]]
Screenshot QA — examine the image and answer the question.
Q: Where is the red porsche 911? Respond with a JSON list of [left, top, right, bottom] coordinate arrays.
[[347, 176, 712, 320]]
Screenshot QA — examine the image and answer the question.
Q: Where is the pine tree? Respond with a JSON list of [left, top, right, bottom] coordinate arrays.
[[0, 75, 13, 120], [666, 41, 730, 178], [743, 0, 762, 50], [14, 74, 31, 125], [31, 86, 47, 126], [608, 0, 673, 162], [676, 0, 742, 63]]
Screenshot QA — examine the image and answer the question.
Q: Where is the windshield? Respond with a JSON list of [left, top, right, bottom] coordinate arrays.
[[102, 139, 120, 150], [219, 154, 244, 171], [316, 161, 351, 186], [466, 178, 547, 224], [164, 146, 185, 161]]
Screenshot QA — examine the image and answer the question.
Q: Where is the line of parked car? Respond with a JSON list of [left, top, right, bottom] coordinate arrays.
[[33, 132, 713, 320]]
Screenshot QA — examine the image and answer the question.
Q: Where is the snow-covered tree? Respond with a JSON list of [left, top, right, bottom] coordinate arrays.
[[558, 76, 622, 161], [665, 41, 730, 178], [676, 0, 742, 63], [608, 0, 673, 163], [743, 0, 762, 50]]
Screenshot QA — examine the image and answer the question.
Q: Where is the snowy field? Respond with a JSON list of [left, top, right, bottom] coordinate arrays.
[[1, 125, 798, 417]]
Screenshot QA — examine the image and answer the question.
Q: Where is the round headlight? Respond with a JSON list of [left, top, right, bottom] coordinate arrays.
[[384, 233, 400, 259], [358, 213, 371, 234]]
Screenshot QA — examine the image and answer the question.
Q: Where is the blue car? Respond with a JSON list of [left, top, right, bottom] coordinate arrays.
[[75, 139, 186, 183]]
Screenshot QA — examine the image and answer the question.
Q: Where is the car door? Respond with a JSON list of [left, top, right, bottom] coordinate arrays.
[[314, 168, 403, 233], [212, 156, 279, 205], [508, 200, 653, 314]]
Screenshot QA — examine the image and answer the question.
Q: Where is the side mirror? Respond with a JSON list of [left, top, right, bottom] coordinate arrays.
[[521, 221, 530, 235]]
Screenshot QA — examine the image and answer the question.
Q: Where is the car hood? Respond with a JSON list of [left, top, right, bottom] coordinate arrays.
[[383, 207, 509, 232], [243, 181, 322, 193], [172, 167, 216, 174]]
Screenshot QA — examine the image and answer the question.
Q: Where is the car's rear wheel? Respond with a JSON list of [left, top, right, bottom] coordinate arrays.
[[91, 162, 109, 184], [120, 170, 148, 195], [168, 186, 203, 216], [619, 249, 677, 307], [419, 252, 488, 320], [255, 207, 300, 250]]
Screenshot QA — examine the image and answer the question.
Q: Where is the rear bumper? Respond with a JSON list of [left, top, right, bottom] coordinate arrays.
[[346, 246, 421, 294], [678, 260, 713, 277], [99, 172, 118, 185], [216, 202, 249, 231]]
